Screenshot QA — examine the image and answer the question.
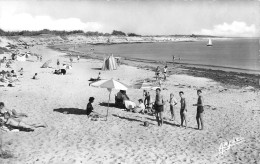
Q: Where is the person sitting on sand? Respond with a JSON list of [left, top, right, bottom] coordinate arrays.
[[132, 99, 146, 113], [32, 73, 39, 80], [1, 112, 46, 131], [193, 90, 204, 130], [18, 68, 23, 76], [179, 91, 187, 129], [86, 97, 95, 116], [10, 70, 17, 77], [115, 90, 124, 106], [61, 64, 67, 75], [122, 91, 136, 111]]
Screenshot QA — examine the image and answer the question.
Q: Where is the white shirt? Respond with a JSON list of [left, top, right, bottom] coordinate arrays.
[[163, 68, 167, 73]]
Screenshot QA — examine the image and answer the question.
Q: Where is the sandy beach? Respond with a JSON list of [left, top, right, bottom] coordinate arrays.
[[0, 40, 260, 164]]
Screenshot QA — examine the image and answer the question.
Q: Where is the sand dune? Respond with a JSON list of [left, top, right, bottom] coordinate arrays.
[[0, 45, 259, 164]]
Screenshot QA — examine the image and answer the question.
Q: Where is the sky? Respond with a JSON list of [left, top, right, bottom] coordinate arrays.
[[0, 0, 259, 37]]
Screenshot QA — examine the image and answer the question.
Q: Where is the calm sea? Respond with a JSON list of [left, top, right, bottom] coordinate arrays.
[[79, 38, 260, 73]]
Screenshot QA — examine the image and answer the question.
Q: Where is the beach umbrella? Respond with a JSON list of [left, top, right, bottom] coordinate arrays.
[[90, 79, 129, 120]]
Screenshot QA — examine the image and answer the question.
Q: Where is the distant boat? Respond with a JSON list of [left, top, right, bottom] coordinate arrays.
[[207, 38, 213, 46]]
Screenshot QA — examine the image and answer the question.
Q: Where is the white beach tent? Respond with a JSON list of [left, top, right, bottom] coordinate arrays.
[[102, 55, 118, 71], [16, 55, 26, 62]]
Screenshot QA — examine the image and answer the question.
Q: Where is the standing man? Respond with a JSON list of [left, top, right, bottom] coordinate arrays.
[[77, 55, 80, 62], [154, 88, 165, 126], [163, 65, 168, 80], [193, 90, 204, 130], [179, 91, 187, 129]]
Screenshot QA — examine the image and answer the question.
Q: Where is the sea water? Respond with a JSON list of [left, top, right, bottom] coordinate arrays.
[[81, 38, 260, 73]]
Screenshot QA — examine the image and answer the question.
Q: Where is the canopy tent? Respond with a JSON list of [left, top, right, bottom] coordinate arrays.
[[102, 55, 118, 71]]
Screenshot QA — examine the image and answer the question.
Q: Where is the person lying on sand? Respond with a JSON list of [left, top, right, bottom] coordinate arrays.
[[18, 68, 23, 76], [0, 102, 28, 118], [89, 72, 101, 85], [1, 112, 46, 131], [32, 73, 39, 80]]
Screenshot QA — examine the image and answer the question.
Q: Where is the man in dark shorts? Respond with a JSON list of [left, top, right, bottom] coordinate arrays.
[[154, 88, 165, 126], [86, 97, 95, 115], [179, 91, 187, 129], [193, 90, 204, 130]]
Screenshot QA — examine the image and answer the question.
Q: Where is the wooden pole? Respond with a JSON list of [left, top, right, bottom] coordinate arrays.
[[106, 91, 111, 121]]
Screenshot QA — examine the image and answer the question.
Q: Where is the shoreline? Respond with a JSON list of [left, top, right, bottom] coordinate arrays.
[[48, 44, 260, 89]]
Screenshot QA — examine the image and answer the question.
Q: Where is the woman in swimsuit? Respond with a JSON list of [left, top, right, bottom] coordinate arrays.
[[193, 90, 204, 130], [2, 112, 46, 131]]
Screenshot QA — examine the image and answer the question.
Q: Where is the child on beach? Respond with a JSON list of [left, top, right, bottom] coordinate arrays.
[[169, 93, 178, 121], [143, 90, 151, 108], [77, 55, 80, 62], [193, 90, 204, 130], [179, 91, 187, 128], [86, 97, 95, 116], [154, 88, 165, 126]]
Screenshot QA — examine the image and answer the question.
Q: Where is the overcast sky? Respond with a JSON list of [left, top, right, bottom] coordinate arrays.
[[0, 0, 259, 37]]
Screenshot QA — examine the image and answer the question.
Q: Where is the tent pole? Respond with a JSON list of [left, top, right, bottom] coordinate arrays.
[[106, 91, 111, 121]]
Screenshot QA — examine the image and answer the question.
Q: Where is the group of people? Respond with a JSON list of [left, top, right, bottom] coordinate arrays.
[[153, 88, 204, 130], [0, 102, 47, 131], [87, 88, 204, 130], [54, 59, 72, 75], [155, 65, 168, 82]]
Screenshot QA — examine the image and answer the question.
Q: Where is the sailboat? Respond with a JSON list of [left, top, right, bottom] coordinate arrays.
[[207, 38, 213, 46]]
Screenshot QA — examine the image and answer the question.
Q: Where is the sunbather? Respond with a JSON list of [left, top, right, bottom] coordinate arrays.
[[0, 102, 28, 118], [1, 112, 46, 131]]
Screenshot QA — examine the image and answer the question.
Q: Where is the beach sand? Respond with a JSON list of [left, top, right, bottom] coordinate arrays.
[[1, 45, 260, 164]]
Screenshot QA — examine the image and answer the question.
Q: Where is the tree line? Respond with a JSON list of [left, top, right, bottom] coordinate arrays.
[[0, 29, 141, 37]]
